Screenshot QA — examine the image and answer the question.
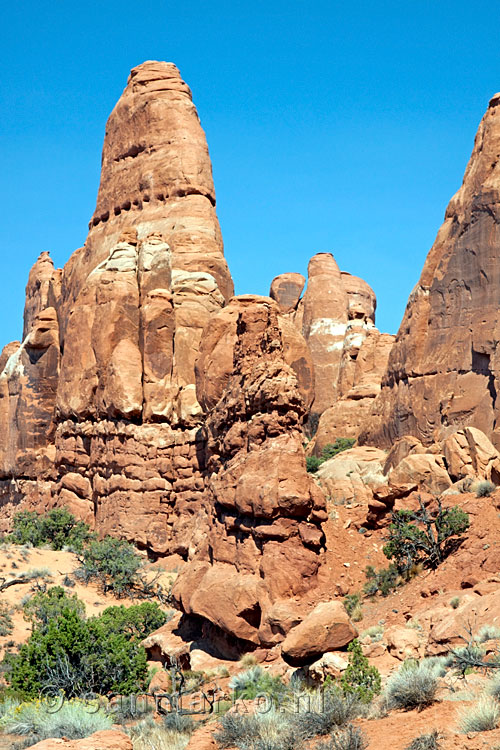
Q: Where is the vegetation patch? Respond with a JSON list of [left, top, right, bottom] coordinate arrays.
[[3, 589, 167, 699], [306, 438, 356, 473], [384, 661, 439, 710], [458, 695, 500, 733], [383, 497, 469, 576], [8, 509, 93, 552]]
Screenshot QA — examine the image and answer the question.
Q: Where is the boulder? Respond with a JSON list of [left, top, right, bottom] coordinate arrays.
[[281, 601, 357, 666], [385, 625, 421, 660], [388, 454, 452, 495], [270, 272, 305, 312], [315, 446, 387, 506], [443, 427, 500, 482]]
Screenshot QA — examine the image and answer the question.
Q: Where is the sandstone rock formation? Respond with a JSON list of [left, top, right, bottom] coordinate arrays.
[[268, 255, 393, 449], [172, 297, 327, 647], [0, 62, 232, 556], [361, 92, 500, 449], [0, 60, 397, 650]]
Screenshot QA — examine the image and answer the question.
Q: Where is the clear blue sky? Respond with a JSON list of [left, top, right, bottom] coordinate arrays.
[[1, 0, 499, 343]]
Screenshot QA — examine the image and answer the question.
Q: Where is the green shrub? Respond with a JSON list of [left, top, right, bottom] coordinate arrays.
[[3, 595, 163, 699], [321, 439, 356, 461], [77, 536, 143, 596], [458, 695, 500, 733], [23, 586, 85, 632], [0, 698, 112, 742], [317, 724, 368, 750], [341, 639, 381, 703], [450, 597, 460, 609], [404, 731, 440, 750], [306, 438, 356, 473], [96, 602, 169, 640], [9, 509, 93, 552], [306, 455, 323, 473], [384, 661, 439, 710], [475, 480, 496, 498], [363, 564, 400, 597], [383, 497, 469, 576], [0, 603, 13, 637]]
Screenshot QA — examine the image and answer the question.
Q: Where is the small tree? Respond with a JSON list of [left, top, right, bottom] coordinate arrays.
[[341, 639, 381, 703], [9, 508, 93, 552], [23, 586, 85, 633], [78, 536, 143, 596], [383, 497, 469, 576]]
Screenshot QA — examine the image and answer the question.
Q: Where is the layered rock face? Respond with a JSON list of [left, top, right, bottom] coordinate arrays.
[[361, 93, 500, 449], [0, 62, 230, 554]]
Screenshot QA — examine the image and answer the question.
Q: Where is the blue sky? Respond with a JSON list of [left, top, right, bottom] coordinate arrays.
[[1, 0, 500, 343]]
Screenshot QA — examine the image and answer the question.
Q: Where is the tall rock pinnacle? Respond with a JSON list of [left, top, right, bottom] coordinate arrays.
[[361, 93, 500, 448], [60, 61, 233, 334]]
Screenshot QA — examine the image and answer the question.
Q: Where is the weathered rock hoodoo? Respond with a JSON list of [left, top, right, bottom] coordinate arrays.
[[361, 92, 500, 450], [271, 254, 394, 454]]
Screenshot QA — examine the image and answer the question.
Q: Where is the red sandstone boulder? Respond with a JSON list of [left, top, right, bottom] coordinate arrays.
[[388, 453, 452, 495], [281, 600, 357, 666], [270, 272, 306, 312]]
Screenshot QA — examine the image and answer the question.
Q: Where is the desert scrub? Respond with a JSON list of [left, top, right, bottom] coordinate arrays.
[[488, 671, 500, 701], [404, 730, 440, 750], [363, 564, 400, 597], [458, 695, 500, 733], [215, 709, 299, 750], [317, 724, 368, 750], [110, 695, 154, 723], [477, 624, 500, 643], [384, 660, 439, 709], [239, 653, 257, 668], [341, 639, 381, 703], [360, 625, 384, 643], [450, 596, 460, 609], [228, 666, 287, 704], [0, 698, 112, 741], [0, 603, 13, 637], [475, 480, 496, 497], [383, 497, 469, 576], [127, 716, 191, 750], [343, 593, 362, 619], [296, 692, 364, 738]]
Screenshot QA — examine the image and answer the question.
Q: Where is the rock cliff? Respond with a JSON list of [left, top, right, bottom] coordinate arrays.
[[361, 93, 500, 449]]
